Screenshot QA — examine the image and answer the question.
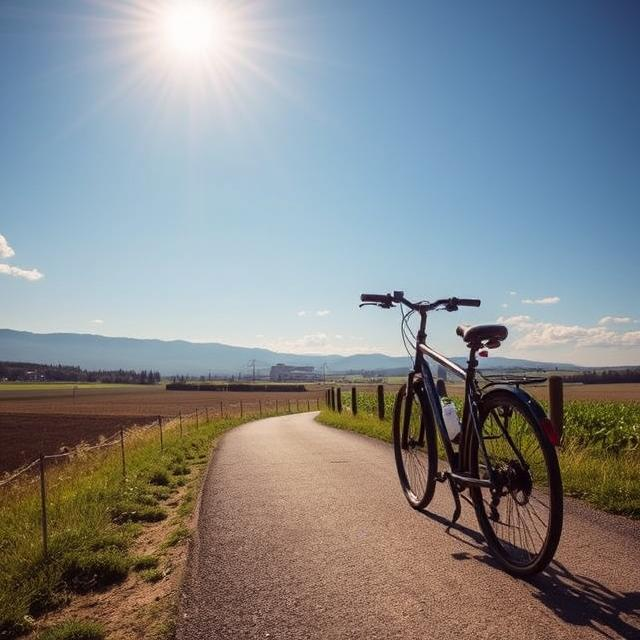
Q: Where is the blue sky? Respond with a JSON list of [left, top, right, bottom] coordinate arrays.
[[1, 0, 639, 366]]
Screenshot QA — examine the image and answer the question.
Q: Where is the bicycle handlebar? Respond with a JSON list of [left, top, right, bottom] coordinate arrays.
[[360, 292, 481, 312]]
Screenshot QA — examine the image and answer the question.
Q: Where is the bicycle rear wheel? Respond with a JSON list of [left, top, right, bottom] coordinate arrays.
[[392, 380, 437, 509], [467, 390, 563, 576]]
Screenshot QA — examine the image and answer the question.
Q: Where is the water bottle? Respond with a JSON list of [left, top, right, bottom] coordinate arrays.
[[441, 398, 461, 441]]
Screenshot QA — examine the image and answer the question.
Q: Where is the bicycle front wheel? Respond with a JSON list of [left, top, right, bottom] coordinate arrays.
[[392, 381, 437, 510], [467, 390, 563, 576]]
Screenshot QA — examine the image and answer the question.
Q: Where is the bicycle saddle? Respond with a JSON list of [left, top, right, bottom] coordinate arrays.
[[456, 324, 508, 349]]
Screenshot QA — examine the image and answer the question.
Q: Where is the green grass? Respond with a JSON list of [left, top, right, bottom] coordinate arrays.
[[0, 414, 250, 639], [131, 555, 159, 572], [37, 620, 105, 640], [317, 397, 640, 518]]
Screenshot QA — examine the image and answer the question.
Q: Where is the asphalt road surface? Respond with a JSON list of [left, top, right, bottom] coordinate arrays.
[[178, 412, 640, 640]]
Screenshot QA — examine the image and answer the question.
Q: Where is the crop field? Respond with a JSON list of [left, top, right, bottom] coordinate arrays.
[[0, 386, 325, 474], [332, 385, 640, 516]]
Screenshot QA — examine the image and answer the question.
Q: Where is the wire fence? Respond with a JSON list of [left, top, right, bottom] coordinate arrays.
[[0, 397, 323, 556]]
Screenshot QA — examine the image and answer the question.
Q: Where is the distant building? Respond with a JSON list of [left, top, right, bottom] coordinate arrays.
[[269, 363, 318, 382]]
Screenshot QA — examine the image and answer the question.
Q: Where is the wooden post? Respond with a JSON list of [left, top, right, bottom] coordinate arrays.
[[195, 409, 199, 428], [220, 401, 224, 417], [330, 388, 335, 410], [276, 399, 279, 413], [548, 376, 564, 439], [206, 407, 209, 422], [352, 387, 358, 416], [120, 426, 126, 478], [289, 400, 292, 413], [307, 399, 310, 411], [336, 388, 342, 413], [179, 412, 183, 438], [39, 454, 48, 557], [259, 400, 262, 417], [158, 416, 164, 451], [377, 385, 385, 420], [296, 399, 300, 412], [316, 398, 319, 410], [240, 401, 243, 418]]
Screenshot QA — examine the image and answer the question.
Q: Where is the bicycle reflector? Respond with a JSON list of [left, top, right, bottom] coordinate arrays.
[[541, 417, 561, 446]]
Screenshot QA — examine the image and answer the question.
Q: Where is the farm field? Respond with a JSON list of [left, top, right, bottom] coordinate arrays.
[[442, 381, 640, 402], [0, 386, 325, 474], [330, 381, 640, 402]]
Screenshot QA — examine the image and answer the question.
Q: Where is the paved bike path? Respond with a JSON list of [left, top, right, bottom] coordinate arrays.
[[178, 413, 639, 640]]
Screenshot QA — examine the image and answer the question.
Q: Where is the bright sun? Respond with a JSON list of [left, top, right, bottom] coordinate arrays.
[[159, 1, 230, 61]]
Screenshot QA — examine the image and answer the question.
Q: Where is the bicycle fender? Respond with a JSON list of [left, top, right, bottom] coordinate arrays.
[[480, 385, 548, 423]]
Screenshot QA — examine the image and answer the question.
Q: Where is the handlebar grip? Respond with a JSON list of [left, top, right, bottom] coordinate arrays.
[[360, 293, 392, 304], [454, 298, 481, 307]]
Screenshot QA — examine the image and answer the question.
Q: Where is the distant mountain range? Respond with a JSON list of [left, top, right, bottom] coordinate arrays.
[[0, 329, 583, 376]]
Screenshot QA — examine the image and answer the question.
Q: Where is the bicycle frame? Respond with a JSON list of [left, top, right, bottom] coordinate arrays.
[[408, 309, 495, 493]]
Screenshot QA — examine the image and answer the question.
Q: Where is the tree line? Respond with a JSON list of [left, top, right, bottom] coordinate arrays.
[[0, 361, 161, 385], [562, 368, 640, 384]]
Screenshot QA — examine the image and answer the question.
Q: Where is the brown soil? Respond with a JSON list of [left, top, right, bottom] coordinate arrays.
[[0, 388, 325, 474], [0, 413, 155, 474]]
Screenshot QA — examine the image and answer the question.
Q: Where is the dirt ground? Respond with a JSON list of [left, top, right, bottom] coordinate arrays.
[[0, 387, 325, 474]]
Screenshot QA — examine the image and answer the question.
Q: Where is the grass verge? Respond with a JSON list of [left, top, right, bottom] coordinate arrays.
[[316, 409, 640, 518], [0, 412, 271, 639]]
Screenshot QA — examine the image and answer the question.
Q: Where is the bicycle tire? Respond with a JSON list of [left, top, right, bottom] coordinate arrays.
[[467, 389, 563, 576], [392, 380, 438, 509]]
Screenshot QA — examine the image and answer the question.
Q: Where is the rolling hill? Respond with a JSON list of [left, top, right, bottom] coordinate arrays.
[[0, 329, 581, 376]]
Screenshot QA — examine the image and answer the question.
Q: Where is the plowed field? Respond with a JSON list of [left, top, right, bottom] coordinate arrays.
[[0, 387, 324, 474]]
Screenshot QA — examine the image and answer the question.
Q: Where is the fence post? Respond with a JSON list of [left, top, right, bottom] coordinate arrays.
[[195, 409, 199, 428], [548, 376, 564, 439], [276, 399, 279, 413], [39, 454, 48, 558], [179, 412, 183, 438], [158, 415, 164, 451], [296, 399, 300, 412], [377, 385, 385, 420], [220, 401, 224, 417], [240, 401, 243, 418], [307, 399, 310, 411], [316, 398, 319, 410], [259, 400, 262, 417], [352, 387, 358, 416], [289, 400, 292, 413], [336, 388, 342, 413], [206, 407, 209, 422], [120, 426, 126, 478]]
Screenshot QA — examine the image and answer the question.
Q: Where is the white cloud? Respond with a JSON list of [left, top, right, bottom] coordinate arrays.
[[91, 319, 104, 325], [598, 316, 633, 325], [0, 264, 44, 281], [296, 310, 307, 317], [0, 234, 15, 259], [501, 303, 508, 308], [316, 309, 331, 316], [0, 233, 43, 281], [259, 333, 386, 356], [498, 314, 640, 349], [509, 291, 517, 296], [522, 296, 560, 305]]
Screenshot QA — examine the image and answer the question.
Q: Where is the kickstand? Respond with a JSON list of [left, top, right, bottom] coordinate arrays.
[[447, 476, 462, 527]]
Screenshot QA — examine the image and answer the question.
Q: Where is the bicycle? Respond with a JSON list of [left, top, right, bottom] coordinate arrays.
[[360, 291, 563, 576]]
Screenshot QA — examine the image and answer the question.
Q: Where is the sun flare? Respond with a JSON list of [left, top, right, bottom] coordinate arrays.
[[160, 2, 229, 60]]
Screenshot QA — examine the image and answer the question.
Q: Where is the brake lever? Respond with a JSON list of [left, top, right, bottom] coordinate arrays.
[[358, 302, 395, 308]]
